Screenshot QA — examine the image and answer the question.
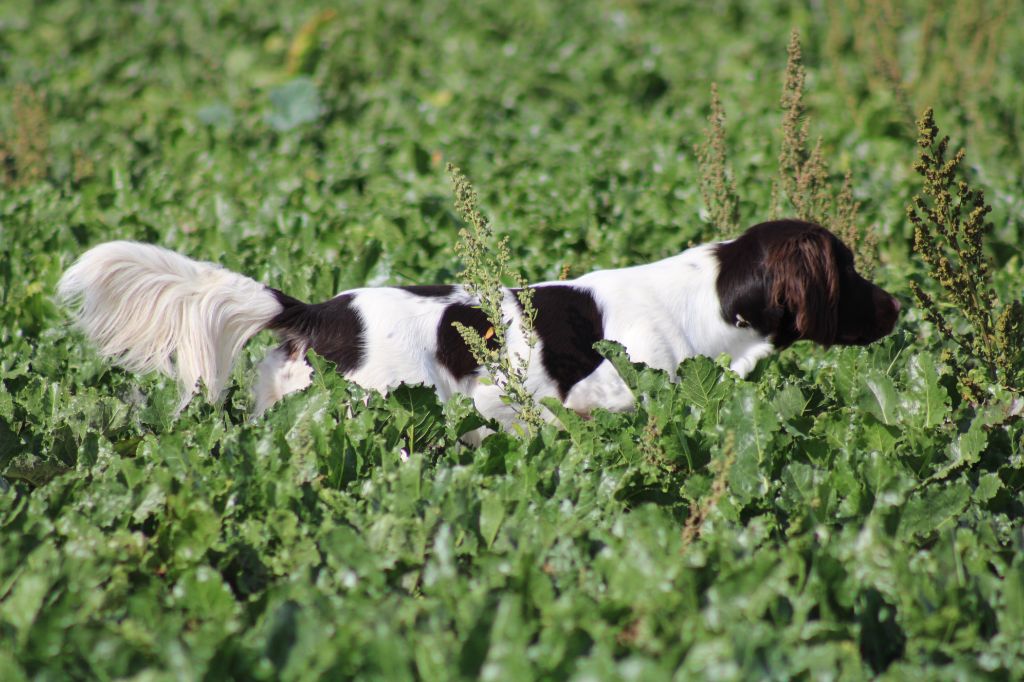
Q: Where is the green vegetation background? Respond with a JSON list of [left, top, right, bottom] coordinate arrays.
[[2, 0, 1024, 678]]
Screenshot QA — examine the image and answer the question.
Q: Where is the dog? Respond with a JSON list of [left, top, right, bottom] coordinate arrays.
[[58, 219, 899, 438]]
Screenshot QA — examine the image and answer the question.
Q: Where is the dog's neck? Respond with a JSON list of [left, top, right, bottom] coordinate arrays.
[[567, 243, 773, 377]]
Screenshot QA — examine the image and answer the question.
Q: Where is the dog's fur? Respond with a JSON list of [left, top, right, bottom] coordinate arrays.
[[59, 220, 899, 438]]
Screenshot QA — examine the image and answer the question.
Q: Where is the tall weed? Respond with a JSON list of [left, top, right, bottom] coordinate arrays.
[[695, 83, 740, 236], [773, 30, 878, 273], [908, 108, 1024, 400], [1, 85, 49, 186], [696, 31, 878, 274], [448, 163, 544, 433]]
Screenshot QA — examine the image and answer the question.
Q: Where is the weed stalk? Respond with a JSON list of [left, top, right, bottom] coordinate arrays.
[[447, 163, 544, 433]]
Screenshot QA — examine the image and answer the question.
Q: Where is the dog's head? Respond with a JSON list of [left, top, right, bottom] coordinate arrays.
[[715, 220, 900, 348]]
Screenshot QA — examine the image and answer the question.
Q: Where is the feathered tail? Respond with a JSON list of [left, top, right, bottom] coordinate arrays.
[[58, 241, 284, 407]]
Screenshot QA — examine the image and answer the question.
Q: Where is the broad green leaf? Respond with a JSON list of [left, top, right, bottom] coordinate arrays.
[[862, 421, 899, 455], [904, 353, 950, 429], [197, 102, 235, 128], [2, 455, 69, 487], [0, 383, 12, 421], [898, 482, 971, 539], [974, 472, 1002, 503], [677, 356, 730, 418], [0, 650, 27, 682], [859, 370, 899, 425], [132, 483, 167, 524], [779, 461, 820, 513], [266, 78, 323, 131], [928, 404, 1007, 483], [0, 572, 49, 636], [722, 387, 779, 505], [772, 383, 806, 422], [1002, 562, 1024, 639], [594, 340, 640, 391], [479, 493, 504, 549], [481, 595, 532, 680], [172, 566, 238, 622]]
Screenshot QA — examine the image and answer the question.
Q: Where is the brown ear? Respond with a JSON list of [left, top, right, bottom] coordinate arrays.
[[765, 229, 840, 345]]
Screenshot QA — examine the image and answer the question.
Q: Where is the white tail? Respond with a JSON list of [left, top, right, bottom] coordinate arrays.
[[58, 241, 283, 408]]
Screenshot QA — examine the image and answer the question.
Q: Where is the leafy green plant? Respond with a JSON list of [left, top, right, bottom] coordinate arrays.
[[1, 3, 1023, 679], [447, 163, 544, 433], [265, 78, 323, 131], [679, 431, 735, 550], [908, 108, 1024, 399]]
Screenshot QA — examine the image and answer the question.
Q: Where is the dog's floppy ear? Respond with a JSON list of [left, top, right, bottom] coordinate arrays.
[[765, 228, 840, 345]]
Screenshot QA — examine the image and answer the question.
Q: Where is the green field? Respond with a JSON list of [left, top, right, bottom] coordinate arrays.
[[3, 0, 1024, 678]]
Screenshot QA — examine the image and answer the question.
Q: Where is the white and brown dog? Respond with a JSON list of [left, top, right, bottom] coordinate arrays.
[[59, 220, 899, 436]]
